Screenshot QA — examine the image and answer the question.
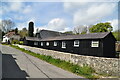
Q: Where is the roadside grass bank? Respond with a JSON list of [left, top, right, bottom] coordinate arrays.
[[10, 44, 99, 79]]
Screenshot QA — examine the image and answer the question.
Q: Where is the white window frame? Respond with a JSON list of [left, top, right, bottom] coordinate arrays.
[[74, 40, 79, 47], [41, 42, 43, 46], [62, 41, 66, 48], [46, 42, 49, 46], [54, 41, 57, 46], [34, 42, 38, 45], [91, 41, 99, 47]]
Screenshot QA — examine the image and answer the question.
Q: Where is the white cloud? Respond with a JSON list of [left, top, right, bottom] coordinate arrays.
[[64, 2, 117, 26], [22, 5, 32, 14], [35, 18, 70, 33], [108, 19, 118, 31], [75, 3, 116, 25], [16, 22, 28, 30], [2, 2, 23, 14], [64, 2, 89, 13], [9, 2, 23, 12], [61, 27, 72, 32], [2, 2, 32, 15], [16, 19, 38, 34], [14, 15, 24, 21], [47, 18, 67, 31]]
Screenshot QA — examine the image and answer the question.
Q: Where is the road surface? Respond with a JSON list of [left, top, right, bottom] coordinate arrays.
[[1, 44, 83, 79]]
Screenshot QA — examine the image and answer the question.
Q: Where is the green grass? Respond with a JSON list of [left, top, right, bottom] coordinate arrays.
[[1, 43, 9, 45], [10, 45, 99, 79]]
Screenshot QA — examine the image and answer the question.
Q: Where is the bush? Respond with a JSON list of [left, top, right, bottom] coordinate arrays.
[[19, 41, 23, 45], [11, 40, 19, 44]]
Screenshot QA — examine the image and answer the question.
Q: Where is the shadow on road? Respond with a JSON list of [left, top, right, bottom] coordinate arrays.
[[2, 53, 29, 80]]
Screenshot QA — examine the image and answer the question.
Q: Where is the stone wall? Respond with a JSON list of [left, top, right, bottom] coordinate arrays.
[[18, 45, 120, 77]]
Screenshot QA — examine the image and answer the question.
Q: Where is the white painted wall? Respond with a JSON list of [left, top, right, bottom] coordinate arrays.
[[2, 36, 9, 43]]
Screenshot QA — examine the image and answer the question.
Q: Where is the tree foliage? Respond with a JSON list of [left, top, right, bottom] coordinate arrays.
[[15, 28, 18, 35], [0, 29, 5, 41], [28, 22, 34, 37], [63, 31, 73, 34], [19, 28, 28, 38], [0, 19, 15, 32], [89, 22, 113, 33], [112, 30, 120, 41]]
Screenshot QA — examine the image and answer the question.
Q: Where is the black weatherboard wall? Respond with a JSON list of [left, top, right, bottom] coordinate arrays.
[[42, 39, 103, 57], [24, 31, 116, 58], [63, 39, 103, 56], [103, 32, 116, 57]]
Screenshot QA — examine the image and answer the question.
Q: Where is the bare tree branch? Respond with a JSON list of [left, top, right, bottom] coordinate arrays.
[[0, 19, 15, 32]]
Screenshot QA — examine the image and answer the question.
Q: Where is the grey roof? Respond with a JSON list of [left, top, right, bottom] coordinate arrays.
[[26, 32, 112, 41], [26, 37, 41, 41], [37, 30, 71, 39], [40, 32, 111, 41]]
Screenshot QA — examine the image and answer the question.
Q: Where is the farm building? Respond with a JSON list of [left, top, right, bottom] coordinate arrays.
[[2, 31, 21, 44], [24, 30, 116, 58]]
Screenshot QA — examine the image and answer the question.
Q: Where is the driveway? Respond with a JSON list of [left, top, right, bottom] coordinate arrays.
[[1, 44, 83, 79]]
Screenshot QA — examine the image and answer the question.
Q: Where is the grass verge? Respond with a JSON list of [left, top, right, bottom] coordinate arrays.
[[10, 44, 99, 79]]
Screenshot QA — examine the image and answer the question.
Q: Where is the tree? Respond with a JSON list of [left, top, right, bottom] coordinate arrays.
[[0, 19, 15, 32], [0, 29, 5, 41], [73, 25, 87, 34], [22, 27, 27, 31], [112, 30, 120, 41], [15, 28, 18, 35], [81, 31, 86, 34], [36, 28, 39, 33], [63, 31, 73, 34], [28, 22, 34, 37], [0, 29, 2, 41], [89, 22, 113, 33], [19, 28, 28, 38]]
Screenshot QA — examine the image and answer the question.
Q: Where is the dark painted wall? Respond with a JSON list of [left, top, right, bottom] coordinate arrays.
[[38, 39, 103, 57], [103, 33, 116, 58], [24, 33, 116, 58], [61, 39, 103, 57], [27, 40, 34, 47]]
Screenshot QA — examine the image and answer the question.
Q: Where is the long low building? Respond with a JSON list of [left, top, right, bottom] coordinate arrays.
[[23, 30, 116, 58]]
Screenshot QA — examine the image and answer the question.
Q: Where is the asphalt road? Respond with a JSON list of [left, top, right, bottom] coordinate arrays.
[[1, 44, 83, 79]]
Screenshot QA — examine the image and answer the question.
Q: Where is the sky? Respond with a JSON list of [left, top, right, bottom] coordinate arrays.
[[0, 0, 119, 33]]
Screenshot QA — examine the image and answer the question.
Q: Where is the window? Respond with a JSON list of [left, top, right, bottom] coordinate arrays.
[[62, 41, 66, 48], [91, 41, 99, 47], [54, 41, 57, 46], [74, 40, 79, 47], [41, 42, 43, 46], [34, 42, 38, 45], [46, 42, 49, 46]]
